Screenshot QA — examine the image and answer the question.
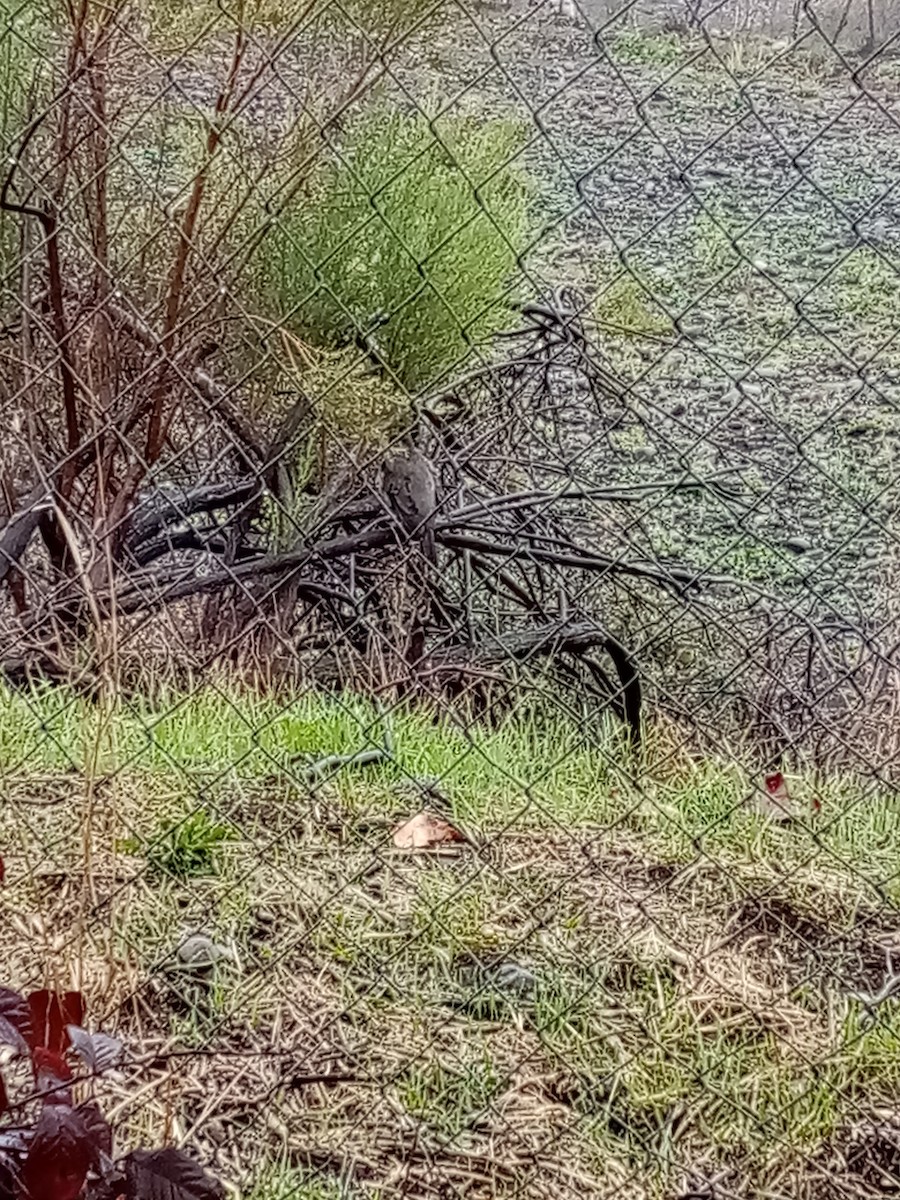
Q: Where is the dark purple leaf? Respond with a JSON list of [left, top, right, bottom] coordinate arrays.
[[0, 1148, 18, 1200], [0, 987, 32, 1054], [67, 1027, 125, 1076], [84, 1155, 125, 1200], [0, 1132, 26, 1200], [32, 1048, 73, 1106], [123, 1148, 225, 1200], [20, 1104, 92, 1200], [77, 1101, 113, 1161]]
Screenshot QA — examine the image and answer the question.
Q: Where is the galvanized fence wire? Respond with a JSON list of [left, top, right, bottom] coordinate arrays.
[[0, 1, 900, 1197]]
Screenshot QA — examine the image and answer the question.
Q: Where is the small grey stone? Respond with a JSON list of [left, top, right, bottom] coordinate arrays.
[[174, 932, 236, 973], [493, 962, 537, 996], [785, 536, 812, 554]]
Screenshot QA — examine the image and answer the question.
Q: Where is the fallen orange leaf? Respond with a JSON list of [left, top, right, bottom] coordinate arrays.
[[392, 810, 467, 851]]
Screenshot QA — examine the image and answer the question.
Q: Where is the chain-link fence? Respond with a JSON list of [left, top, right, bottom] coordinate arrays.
[[0, 1, 899, 1197]]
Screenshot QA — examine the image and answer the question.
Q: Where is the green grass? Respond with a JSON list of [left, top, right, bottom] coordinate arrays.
[[592, 272, 673, 339], [263, 104, 533, 391], [246, 1162, 379, 1199], [691, 198, 741, 280], [1, 679, 899, 1197], [608, 28, 687, 68], [397, 1046, 502, 1136], [814, 247, 900, 332], [0, 680, 897, 877], [139, 807, 235, 880]]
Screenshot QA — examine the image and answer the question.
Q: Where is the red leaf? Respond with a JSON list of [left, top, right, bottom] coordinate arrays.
[[32, 1048, 73, 1106], [20, 1105, 92, 1200], [0, 987, 31, 1054], [123, 1148, 224, 1200], [27, 990, 84, 1055], [0, 855, 5, 884]]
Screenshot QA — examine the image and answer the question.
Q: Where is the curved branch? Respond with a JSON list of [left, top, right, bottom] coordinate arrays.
[[430, 619, 642, 745], [112, 526, 393, 614], [437, 530, 707, 590], [0, 487, 52, 582]]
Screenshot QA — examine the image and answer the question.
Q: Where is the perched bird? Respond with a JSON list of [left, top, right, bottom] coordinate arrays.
[[382, 443, 438, 565]]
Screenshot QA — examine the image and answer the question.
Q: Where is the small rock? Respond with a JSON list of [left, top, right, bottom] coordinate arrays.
[[493, 962, 537, 996], [679, 320, 704, 337], [174, 932, 237, 973], [785, 536, 812, 554]]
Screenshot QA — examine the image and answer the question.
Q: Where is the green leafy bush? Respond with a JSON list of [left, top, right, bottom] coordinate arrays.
[[264, 106, 533, 390], [0, 3, 52, 278]]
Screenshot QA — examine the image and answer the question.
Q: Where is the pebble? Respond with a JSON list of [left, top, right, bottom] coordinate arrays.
[[785, 536, 812, 553], [493, 962, 537, 996], [174, 932, 237, 973]]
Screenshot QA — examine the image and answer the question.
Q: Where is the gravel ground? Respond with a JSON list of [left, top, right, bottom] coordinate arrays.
[[377, 7, 900, 617]]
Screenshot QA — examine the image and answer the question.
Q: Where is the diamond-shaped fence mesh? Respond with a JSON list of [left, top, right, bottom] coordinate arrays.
[[1, 0, 899, 1196]]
